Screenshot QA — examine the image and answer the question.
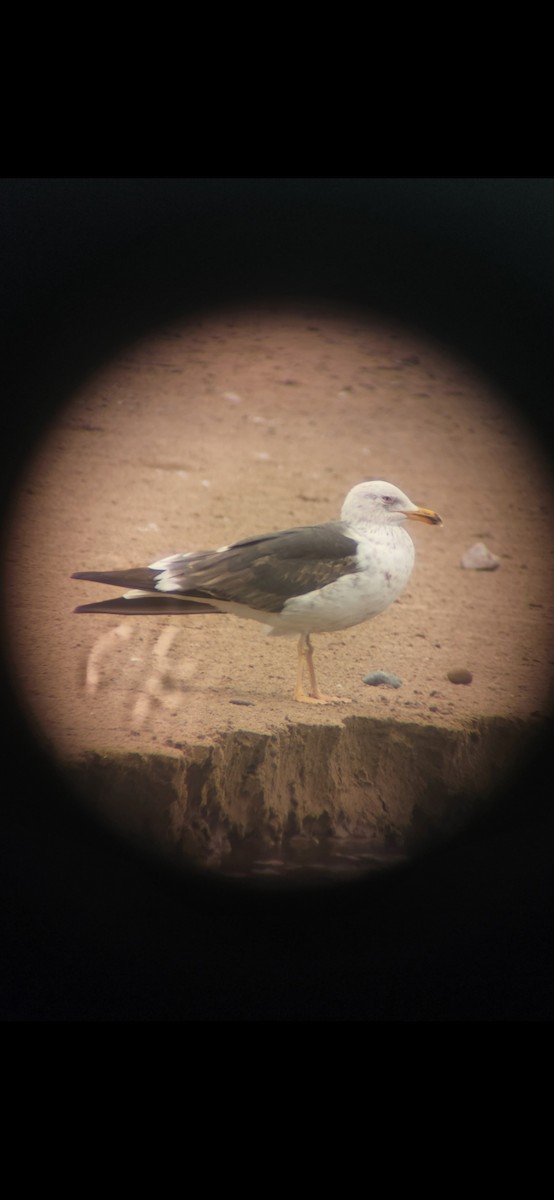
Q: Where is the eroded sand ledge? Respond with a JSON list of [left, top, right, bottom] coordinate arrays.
[[66, 713, 535, 868]]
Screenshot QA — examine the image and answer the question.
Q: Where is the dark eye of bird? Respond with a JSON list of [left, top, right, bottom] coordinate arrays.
[[382, 495, 394, 504]]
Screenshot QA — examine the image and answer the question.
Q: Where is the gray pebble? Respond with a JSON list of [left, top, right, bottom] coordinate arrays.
[[363, 671, 402, 688], [461, 542, 500, 570]]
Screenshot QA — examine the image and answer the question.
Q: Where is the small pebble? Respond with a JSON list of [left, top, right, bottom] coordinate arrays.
[[461, 542, 500, 570], [229, 699, 255, 706], [447, 668, 473, 685], [363, 671, 402, 689]]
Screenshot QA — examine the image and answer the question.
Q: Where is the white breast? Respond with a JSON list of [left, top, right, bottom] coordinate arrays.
[[268, 525, 415, 636]]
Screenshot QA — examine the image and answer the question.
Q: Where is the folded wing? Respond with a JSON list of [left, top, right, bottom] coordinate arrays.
[[73, 522, 361, 616]]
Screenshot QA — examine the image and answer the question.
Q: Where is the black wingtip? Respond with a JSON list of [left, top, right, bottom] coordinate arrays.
[[72, 571, 106, 582], [73, 599, 130, 614]]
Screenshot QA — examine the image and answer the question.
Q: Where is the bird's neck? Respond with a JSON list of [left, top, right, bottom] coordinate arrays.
[[346, 518, 410, 546]]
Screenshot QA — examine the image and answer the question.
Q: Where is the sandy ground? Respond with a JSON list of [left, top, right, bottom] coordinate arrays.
[[4, 306, 554, 768]]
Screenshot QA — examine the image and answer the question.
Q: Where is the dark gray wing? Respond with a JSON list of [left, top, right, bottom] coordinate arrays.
[[73, 522, 361, 615], [152, 522, 360, 612]]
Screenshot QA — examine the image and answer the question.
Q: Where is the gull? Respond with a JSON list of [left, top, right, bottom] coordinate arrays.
[[73, 480, 442, 703]]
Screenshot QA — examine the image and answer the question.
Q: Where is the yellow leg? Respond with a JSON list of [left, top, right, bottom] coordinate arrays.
[[293, 634, 351, 704]]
